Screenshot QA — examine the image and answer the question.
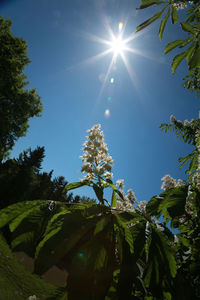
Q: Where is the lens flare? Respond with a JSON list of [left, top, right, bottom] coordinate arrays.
[[107, 96, 112, 102], [110, 77, 114, 83], [105, 109, 110, 117], [118, 22, 123, 31]]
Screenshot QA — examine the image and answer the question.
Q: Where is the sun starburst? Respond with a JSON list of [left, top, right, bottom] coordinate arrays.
[[67, 20, 151, 99]]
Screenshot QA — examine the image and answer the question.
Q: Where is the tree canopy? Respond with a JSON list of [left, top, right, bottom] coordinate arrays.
[[0, 16, 42, 161]]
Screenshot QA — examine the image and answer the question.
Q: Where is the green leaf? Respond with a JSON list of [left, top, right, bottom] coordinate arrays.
[[160, 186, 188, 220], [146, 196, 162, 217], [159, 8, 170, 40], [189, 47, 200, 69], [115, 215, 134, 254], [171, 49, 188, 73], [106, 181, 125, 200], [164, 39, 190, 54], [111, 190, 117, 208], [93, 183, 103, 203], [179, 37, 193, 48], [0, 200, 42, 229], [136, 7, 167, 32], [180, 22, 195, 34], [9, 204, 42, 232], [65, 180, 90, 191], [139, 0, 168, 9], [94, 216, 108, 235], [171, 6, 178, 24]]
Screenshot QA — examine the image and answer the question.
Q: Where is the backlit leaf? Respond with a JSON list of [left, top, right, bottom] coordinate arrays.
[[159, 8, 170, 40], [136, 7, 166, 32]]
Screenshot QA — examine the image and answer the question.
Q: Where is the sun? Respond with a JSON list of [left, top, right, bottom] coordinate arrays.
[[70, 21, 148, 97], [110, 36, 125, 56]]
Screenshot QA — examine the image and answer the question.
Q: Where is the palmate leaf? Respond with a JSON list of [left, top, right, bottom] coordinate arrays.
[[0, 200, 42, 229], [136, 7, 167, 32], [114, 214, 134, 254], [9, 203, 43, 232], [138, 0, 168, 9], [147, 186, 188, 223], [179, 150, 198, 170], [0, 200, 67, 257], [144, 224, 176, 297], [117, 218, 148, 299], [66, 214, 116, 300], [34, 204, 109, 275]]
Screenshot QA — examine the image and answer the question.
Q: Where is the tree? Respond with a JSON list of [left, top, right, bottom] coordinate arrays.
[[0, 16, 42, 161], [136, 0, 200, 96], [0, 146, 84, 209], [0, 4, 200, 299]]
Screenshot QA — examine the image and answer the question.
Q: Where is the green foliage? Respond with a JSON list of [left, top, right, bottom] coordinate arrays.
[[147, 186, 188, 222], [0, 16, 42, 160], [0, 197, 178, 299], [136, 0, 200, 96]]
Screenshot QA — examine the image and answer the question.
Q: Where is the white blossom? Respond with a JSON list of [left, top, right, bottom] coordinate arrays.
[[161, 174, 177, 191], [80, 124, 113, 181], [136, 200, 147, 213], [170, 114, 176, 122], [126, 189, 136, 204], [155, 220, 164, 231], [116, 179, 124, 190], [28, 296, 37, 300], [176, 179, 185, 187], [115, 199, 135, 212], [184, 119, 190, 126], [173, 1, 187, 10], [161, 174, 185, 191]]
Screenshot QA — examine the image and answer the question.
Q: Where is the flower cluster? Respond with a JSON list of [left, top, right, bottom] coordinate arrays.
[[172, 1, 187, 10], [28, 296, 37, 300], [161, 174, 184, 191], [136, 200, 147, 213], [115, 179, 136, 212], [80, 124, 113, 181], [170, 114, 195, 127]]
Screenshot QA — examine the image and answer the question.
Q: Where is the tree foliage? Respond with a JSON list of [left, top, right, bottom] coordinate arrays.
[[0, 16, 42, 160], [136, 0, 200, 96], [0, 146, 85, 209]]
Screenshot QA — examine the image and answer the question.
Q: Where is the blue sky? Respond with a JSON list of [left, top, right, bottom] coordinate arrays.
[[1, 0, 199, 202]]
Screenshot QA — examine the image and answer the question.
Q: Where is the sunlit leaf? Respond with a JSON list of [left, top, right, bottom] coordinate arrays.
[[0, 200, 42, 229], [65, 180, 90, 191], [180, 22, 195, 34], [171, 49, 188, 73], [111, 190, 117, 208], [136, 7, 167, 32], [139, 0, 168, 9], [171, 5, 178, 24], [164, 39, 188, 54], [159, 8, 170, 40]]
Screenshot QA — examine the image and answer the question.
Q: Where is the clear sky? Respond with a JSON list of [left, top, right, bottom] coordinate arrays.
[[1, 0, 199, 202]]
